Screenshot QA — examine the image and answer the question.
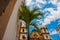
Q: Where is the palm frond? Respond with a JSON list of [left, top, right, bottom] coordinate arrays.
[[30, 23, 40, 33], [18, 5, 44, 34], [19, 5, 31, 23], [30, 7, 39, 14], [30, 12, 44, 21]]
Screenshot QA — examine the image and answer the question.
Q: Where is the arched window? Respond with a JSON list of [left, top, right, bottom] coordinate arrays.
[[23, 29, 24, 32], [34, 34, 38, 37], [46, 35, 48, 39], [22, 35, 26, 39]]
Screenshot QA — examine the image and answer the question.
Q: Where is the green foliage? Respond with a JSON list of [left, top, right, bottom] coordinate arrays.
[[18, 5, 44, 23], [30, 23, 40, 33], [18, 5, 44, 34]]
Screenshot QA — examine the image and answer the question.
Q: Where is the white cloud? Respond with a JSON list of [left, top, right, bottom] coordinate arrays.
[[50, 30, 57, 35], [25, 0, 60, 25], [25, 0, 32, 6], [42, 4, 60, 25], [50, 0, 57, 5], [58, 20, 60, 23], [37, 19, 43, 24], [36, 3, 42, 8], [57, 2, 60, 7], [36, 0, 46, 4]]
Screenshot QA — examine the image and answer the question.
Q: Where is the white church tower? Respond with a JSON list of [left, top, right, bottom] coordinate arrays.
[[40, 25, 52, 40], [19, 21, 28, 40]]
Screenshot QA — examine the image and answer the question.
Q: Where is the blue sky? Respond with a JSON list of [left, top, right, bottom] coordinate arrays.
[[25, 0, 60, 40]]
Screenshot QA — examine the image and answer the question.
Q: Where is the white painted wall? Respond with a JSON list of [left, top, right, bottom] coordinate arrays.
[[20, 34, 27, 39], [20, 28, 27, 32], [3, 0, 24, 40]]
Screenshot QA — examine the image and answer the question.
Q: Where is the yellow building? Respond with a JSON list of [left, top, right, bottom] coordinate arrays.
[[30, 25, 52, 40], [19, 21, 52, 40], [18, 21, 28, 40], [30, 29, 43, 40]]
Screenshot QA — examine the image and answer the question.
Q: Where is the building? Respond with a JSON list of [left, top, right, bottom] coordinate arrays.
[[19, 24, 52, 40], [56, 25, 60, 36], [0, 0, 52, 40], [0, 0, 10, 16], [40, 25, 51, 40], [30, 29, 43, 40], [30, 25, 52, 40], [0, 0, 16, 40], [18, 21, 28, 40], [0, 0, 24, 40]]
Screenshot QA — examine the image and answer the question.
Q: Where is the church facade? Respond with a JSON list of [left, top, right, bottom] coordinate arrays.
[[30, 25, 52, 40], [19, 21, 52, 40]]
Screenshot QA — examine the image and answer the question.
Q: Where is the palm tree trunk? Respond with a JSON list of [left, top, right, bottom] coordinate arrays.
[[26, 23, 30, 40]]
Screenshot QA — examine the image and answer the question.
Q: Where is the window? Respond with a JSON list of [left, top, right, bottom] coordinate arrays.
[[34, 34, 37, 37], [23, 29, 24, 32], [41, 29, 45, 33], [46, 30, 48, 33], [22, 36, 26, 39], [46, 35, 48, 38], [44, 35, 50, 39]]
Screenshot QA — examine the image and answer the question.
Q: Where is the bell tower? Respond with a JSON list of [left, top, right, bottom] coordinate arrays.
[[40, 25, 52, 40], [19, 22, 28, 40]]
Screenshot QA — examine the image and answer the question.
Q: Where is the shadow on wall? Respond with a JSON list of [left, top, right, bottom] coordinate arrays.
[[0, 0, 10, 16]]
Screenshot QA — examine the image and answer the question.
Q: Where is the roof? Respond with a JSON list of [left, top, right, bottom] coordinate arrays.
[[40, 25, 45, 28], [30, 29, 43, 39]]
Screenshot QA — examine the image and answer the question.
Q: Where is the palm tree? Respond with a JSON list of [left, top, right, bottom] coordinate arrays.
[[18, 4, 44, 40]]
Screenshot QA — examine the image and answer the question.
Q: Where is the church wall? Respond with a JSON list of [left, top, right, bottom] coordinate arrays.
[[20, 34, 27, 39], [20, 28, 27, 32]]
